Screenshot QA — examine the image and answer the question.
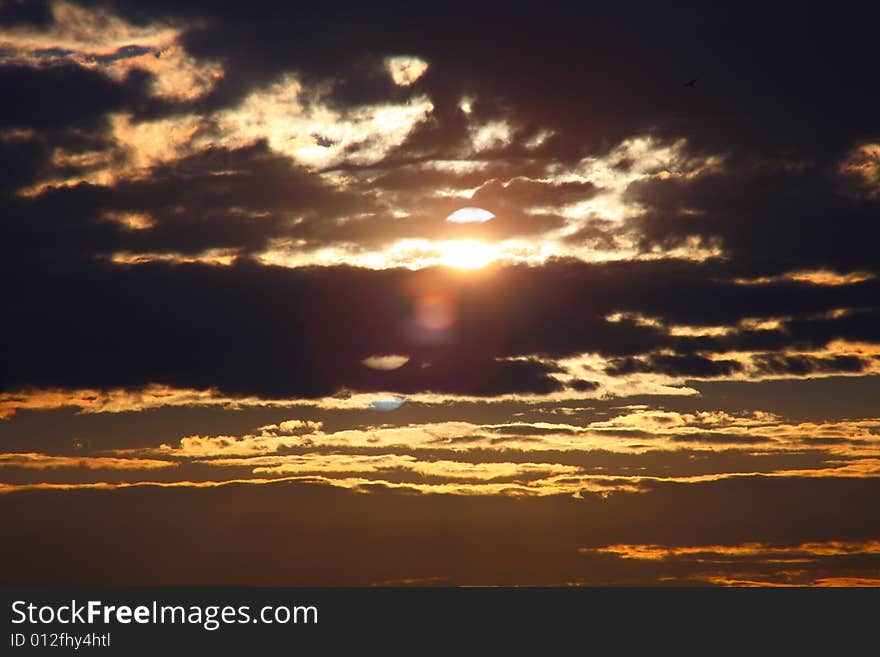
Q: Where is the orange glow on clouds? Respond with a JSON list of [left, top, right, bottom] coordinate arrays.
[[435, 240, 498, 269]]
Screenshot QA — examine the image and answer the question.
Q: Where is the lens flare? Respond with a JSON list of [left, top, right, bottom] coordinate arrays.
[[414, 293, 456, 331]]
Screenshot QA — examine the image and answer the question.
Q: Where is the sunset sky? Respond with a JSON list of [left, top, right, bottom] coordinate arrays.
[[2, 1, 879, 586]]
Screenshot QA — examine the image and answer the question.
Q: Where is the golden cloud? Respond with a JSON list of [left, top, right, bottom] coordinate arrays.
[[384, 56, 428, 86], [579, 539, 880, 561], [0, 452, 176, 471], [0, 2, 222, 101]]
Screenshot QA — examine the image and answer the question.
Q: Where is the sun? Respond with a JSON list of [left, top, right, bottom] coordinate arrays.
[[436, 240, 497, 269]]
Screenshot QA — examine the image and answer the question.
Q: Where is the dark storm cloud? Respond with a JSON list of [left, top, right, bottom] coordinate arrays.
[[752, 354, 867, 376], [1, 260, 571, 397], [0, 0, 52, 27], [0, 132, 50, 192], [627, 166, 880, 274], [600, 262, 880, 328], [0, 64, 149, 130], [2, 257, 877, 397], [604, 354, 744, 378]]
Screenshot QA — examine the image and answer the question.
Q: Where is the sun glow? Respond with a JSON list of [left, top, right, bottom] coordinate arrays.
[[436, 240, 498, 269]]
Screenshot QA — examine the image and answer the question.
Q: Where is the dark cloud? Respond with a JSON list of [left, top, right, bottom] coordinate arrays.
[[0, 133, 50, 192], [0, 0, 52, 27], [2, 260, 572, 396], [753, 354, 867, 376], [568, 379, 599, 392], [628, 166, 880, 274], [0, 64, 150, 130], [605, 354, 744, 378], [3, 258, 879, 396], [606, 264, 879, 328]]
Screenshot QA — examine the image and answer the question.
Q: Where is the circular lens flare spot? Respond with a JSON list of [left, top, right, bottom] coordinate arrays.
[[415, 293, 456, 331]]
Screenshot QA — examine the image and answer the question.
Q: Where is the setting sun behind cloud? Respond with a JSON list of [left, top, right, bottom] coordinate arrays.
[[436, 240, 498, 269]]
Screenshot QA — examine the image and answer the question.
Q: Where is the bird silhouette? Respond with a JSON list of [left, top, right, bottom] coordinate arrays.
[[683, 78, 698, 87]]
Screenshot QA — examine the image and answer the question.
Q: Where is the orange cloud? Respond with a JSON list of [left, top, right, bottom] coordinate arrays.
[[579, 539, 880, 561]]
